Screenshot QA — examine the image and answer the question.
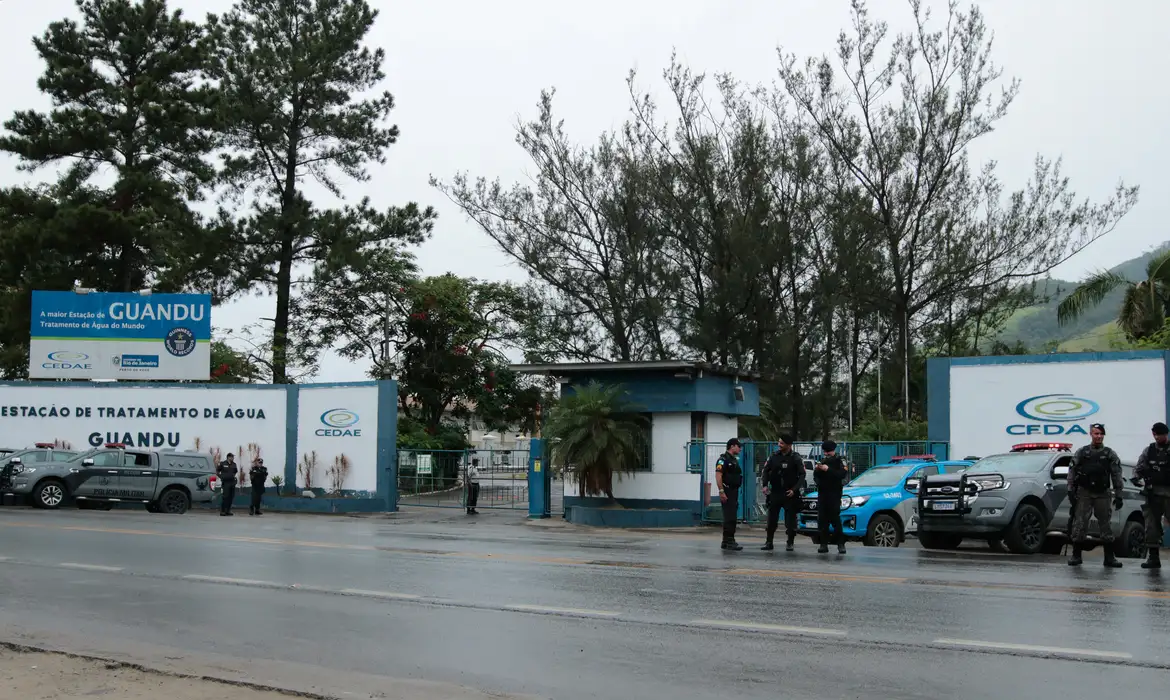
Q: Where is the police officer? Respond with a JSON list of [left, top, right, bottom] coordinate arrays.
[[1067, 423, 1124, 567], [813, 440, 848, 554], [249, 457, 268, 516], [1134, 421, 1170, 569], [716, 438, 744, 551], [760, 434, 806, 551], [217, 453, 238, 516]]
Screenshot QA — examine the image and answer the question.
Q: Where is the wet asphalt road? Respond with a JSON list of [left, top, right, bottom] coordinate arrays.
[[1, 507, 1169, 699]]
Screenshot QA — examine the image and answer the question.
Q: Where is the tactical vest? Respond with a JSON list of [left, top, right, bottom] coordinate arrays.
[[1077, 447, 1111, 491], [1146, 442, 1170, 486], [719, 452, 743, 489]]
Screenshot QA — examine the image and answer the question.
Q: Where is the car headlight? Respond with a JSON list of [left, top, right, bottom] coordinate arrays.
[[840, 496, 852, 509], [971, 476, 1007, 491], [846, 495, 870, 508]]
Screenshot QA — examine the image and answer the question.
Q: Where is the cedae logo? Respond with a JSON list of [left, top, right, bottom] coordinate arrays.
[[43, 350, 92, 370], [316, 408, 361, 437], [1006, 393, 1098, 436]]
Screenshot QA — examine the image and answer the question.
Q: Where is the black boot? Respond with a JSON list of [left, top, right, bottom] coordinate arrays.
[[785, 537, 795, 552], [1068, 545, 1083, 566], [817, 544, 829, 554], [1104, 545, 1123, 568], [721, 541, 743, 551], [761, 539, 774, 551], [1143, 548, 1161, 569], [837, 542, 847, 554]]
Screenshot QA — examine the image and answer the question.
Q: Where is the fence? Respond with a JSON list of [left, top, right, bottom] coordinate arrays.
[[397, 448, 530, 510], [690, 440, 950, 524]]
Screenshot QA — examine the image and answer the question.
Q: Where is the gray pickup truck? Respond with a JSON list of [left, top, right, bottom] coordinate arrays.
[[916, 441, 1147, 556], [2, 442, 217, 514]]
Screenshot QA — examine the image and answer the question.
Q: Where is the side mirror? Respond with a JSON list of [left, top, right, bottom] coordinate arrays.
[[1052, 466, 1069, 479], [906, 478, 921, 492], [82, 458, 94, 467]]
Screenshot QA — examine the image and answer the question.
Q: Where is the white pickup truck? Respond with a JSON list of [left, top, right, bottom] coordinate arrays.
[[2, 442, 217, 514]]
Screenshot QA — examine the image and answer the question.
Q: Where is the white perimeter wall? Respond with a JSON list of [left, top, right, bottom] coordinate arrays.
[[949, 358, 1165, 461], [0, 384, 288, 472], [295, 385, 380, 492]]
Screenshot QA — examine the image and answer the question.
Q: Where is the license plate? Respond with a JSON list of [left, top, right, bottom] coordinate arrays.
[[933, 501, 956, 511], [804, 520, 818, 529]]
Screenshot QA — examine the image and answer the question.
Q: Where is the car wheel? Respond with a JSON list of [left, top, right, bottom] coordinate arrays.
[[1004, 504, 1046, 555], [158, 488, 190, 515], [1120, 520, 1147, 559], [864, 514, 901, 547], [32, 480, 67, 509], [918, 531, 963, 550]]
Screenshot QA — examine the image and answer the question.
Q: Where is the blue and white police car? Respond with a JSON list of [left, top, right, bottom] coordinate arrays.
[[798, 456, 974, 547]]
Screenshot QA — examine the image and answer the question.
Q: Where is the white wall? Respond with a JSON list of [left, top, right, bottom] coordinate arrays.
[[949, 358, 1165, 460], [651, 413, 691, 473], [0, 384, 287, 472], [295, 385, 380, 492], [563, 472, 700, 501]]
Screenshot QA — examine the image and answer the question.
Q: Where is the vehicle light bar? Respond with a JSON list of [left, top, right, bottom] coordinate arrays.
[[34, 443, 54, 448], [104, 443, 126, 448], [891, 454, 936, 462], [1010, 442, 1071, 452]]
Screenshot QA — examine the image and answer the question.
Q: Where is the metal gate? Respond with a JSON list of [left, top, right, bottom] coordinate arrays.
[[397, 448, 529, 510]]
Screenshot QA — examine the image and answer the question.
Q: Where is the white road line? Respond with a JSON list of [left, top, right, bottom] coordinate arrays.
[[59, 563, 122, 573], [340, 589, 420, 600], [690, 619, 846, 636], [933, 638, 1133, 660], [504, 604, 620, 617], [182, 575, 273, 586]]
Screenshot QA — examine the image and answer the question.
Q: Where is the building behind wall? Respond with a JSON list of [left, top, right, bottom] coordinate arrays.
[[515, 361, 760, 516]]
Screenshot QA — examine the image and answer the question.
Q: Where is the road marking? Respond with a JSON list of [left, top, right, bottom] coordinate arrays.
[[504, 604, 620, 617], [933, 638, 1133, 659], [727, 568, 907, 584], [59, 563, 122, 572], [690, 619, 846, 636], [182, 575, 273, 587], [340, 589, 420, 600]]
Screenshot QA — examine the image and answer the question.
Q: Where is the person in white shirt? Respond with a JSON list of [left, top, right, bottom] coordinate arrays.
[[466, 458, 481, 515]]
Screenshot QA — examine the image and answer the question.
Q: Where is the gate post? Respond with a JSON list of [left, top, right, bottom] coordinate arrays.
[[528, 437, 548, 519]]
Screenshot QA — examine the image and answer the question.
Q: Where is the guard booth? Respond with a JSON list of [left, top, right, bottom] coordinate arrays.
[[515, 361, 760, 526]]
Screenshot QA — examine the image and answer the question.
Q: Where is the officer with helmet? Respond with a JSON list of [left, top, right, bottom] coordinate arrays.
[[1067, 423, 1124, 568], [1134, 421, 1170, 569]]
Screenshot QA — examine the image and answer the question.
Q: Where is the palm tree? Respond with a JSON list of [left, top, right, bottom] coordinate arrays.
[[543, 381, 649, 499], [1057, 248, 1170, 340]]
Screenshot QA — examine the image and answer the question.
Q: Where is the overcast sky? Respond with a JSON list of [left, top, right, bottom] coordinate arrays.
[[1, 0, 1165, 381]]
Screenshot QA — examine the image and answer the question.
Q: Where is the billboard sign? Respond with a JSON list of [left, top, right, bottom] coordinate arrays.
[[295, 385, 380, 492], [948, 358, 1165, 460], [29, 291, 211, 380]]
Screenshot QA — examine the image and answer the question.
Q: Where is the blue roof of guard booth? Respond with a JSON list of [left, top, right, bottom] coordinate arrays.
[[513, 361, 761, 416]]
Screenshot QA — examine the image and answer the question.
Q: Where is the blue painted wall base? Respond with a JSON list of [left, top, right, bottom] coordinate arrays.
[[528, 437, 548, 518], [565, 505, 697, 528]]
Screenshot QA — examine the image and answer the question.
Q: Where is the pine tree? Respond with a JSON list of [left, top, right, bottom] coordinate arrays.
[[210, 0, 434, 383], [0, 0, 220, 293]]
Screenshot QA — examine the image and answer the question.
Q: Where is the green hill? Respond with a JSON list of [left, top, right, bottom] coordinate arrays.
[[990, 246, 1167, 352]]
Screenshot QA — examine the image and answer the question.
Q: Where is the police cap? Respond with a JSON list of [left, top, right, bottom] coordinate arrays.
[[821, 439, 837, 452], [1154, 422, 1169, 436]]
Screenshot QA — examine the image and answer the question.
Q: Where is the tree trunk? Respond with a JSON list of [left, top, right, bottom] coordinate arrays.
[[271, 236, 294, 384]]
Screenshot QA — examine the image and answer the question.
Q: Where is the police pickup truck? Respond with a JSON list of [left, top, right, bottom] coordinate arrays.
[[2, 442, 216, 514]]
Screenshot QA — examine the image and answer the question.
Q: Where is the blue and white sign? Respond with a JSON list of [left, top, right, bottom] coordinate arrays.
[[29, 291, 212, 380]]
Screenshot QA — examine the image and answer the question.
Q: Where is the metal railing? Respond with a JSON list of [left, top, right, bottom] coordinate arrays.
[[397, 448, 529, 510]]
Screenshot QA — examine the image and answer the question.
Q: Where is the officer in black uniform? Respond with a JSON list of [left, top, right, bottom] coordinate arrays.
[[217, 453, 238, 516], [249, 457, 268, 516], [1067, 423, 1124, 567], [715, 438, 744, 551], [813, 440, 849, 554], [1134, 421, 1170, 569], [760, 434, 806, 551]]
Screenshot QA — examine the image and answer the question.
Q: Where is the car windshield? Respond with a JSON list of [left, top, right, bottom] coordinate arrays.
[[847, 466, 907, 488], [968, 452, 1053, 476]]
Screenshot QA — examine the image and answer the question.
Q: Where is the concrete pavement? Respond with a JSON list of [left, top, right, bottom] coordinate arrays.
[[1, 506, 1168, 698]]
